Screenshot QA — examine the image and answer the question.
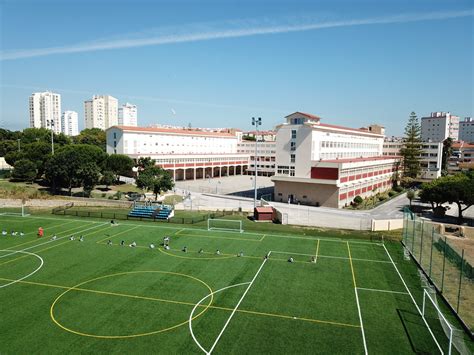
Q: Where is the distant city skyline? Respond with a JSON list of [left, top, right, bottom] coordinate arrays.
[[1, 0, 472, 135]]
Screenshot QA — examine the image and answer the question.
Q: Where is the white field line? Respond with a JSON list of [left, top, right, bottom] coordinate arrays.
[[189, 282, 251, 354], [0, 222, 109, 259], [382, 244, 444, 354], [270, 250, 391, 264], [354, 288, 368, 355], [0, 249, 44, 289], [1, 214, 383, 246], [356, 287, 409, 295], [207, 251, 271, 354]]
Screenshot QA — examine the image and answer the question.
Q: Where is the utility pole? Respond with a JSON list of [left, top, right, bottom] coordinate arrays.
[[252, 117, 262, 210], [48, 120, 55, 155]]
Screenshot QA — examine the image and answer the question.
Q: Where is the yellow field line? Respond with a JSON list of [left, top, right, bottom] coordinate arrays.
[[4, 221, 88, 250], [347, 242, 357, 288], [0, 225, 111, 267], [5, 220, 79, 250], [96, 226, 140, 244], [259, 234, 266, 241], [0, 277, 360, 329], [174, 228, 185, 236]]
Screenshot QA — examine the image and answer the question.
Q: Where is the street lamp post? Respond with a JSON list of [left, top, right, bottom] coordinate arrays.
[[47, 120, 55, 155], [17, 139, 21, 152], [252, 117, 262, 210]]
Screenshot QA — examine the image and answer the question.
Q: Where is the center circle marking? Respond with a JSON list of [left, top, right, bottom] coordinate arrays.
[[50, 270, 213, 338]]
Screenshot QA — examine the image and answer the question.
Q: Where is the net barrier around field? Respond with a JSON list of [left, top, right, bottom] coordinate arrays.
[[403, 207, 474, 345]]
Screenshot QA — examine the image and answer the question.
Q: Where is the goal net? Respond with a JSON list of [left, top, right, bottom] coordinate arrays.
[[422, 288, 470, 355], [0, 203, 30, 217], [207, 219, 243, 233]]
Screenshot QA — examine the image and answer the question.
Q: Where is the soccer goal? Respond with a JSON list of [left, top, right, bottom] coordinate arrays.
[[422, 289, 454, 355], [207, 219, 243, 233], [0, 202, 30, 217]]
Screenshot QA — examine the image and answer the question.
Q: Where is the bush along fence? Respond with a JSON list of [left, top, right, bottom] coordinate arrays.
[[402, 207, 474, 338], [52, 204, 248, 225]]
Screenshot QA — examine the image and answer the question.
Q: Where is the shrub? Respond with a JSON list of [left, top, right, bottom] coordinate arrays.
[[353, 195, 363, 205], [378, 195, 388, 201], [393, 186, 403, 192], [388, 191, 396, 197]]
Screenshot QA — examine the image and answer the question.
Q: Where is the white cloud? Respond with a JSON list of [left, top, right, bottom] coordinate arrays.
[[1, 9, 472, 61]]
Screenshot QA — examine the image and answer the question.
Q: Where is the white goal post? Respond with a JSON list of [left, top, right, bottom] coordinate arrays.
[[0, 201, 30, 217], [207, 219, 243, 233], [422, 289, 453, 355]]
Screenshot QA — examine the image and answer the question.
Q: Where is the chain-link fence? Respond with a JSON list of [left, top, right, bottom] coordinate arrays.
[[403, 208, 474, 336]]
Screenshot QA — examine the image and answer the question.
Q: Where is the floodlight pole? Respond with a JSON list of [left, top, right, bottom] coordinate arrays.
[[48, 120, 55, 155], [252, 117, 262, 210], [17, 139, 21, 152]]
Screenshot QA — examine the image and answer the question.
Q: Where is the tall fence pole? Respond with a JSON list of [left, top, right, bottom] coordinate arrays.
[[441, 236, 447, 292], [419, 221, 424, 264], [429, 227, 434, 278], [456, 249, 465, 314], [412, 219, 416, 253]]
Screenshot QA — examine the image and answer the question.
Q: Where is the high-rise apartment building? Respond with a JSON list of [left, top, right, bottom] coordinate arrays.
[[118, 103, 138, 126], [61, 111, 79, 136], [29, 91, 62, 133], [84, 95, 118, 130], [459, 117, 474, 143], [421, 112, 459, 142]]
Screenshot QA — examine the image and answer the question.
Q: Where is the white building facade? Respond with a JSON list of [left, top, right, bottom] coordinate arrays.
[[29, 91, 62, 133], [421, 112, 459, 142], [84, 95, 118, 130], [106, 126, 249, 181], [237, 140, 276, 176], [383, 139, 443, 180], [272, 112, 400, 208], [118, 103, 138, 126], [61, 111, 79, 136], [459, 117, 474, 143]]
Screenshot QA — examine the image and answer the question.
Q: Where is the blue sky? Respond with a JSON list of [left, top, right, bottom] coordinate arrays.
[[1, 0, 472, 135]]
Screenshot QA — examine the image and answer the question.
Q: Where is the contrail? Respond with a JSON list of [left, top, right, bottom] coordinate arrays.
[[1, 9, 472, 61]]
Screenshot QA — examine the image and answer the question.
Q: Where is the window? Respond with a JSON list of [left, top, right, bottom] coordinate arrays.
[[290, 142, 296, 151], [290, 154, 295, 163], [291, 130, 297, 139]]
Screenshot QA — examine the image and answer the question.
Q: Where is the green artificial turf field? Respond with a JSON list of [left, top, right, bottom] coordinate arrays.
[[0, 214, 471, 354]]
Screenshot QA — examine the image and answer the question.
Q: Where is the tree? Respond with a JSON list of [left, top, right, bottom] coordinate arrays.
[[136, 166, 174, 200], [441, 137, 453, 175], [419, 173, 474, 224], [100, 170, 116, 190], [21, 142, 52, 178], [74, 128, 106, 151], [406, 190, 416, 207], [45, 144, 107, 195], [137, 157, 156, 170], [78, 162, 101, 197], [106, 154, 134, 180], [11, 159, 37, 183], [400, 112, 423, 178]]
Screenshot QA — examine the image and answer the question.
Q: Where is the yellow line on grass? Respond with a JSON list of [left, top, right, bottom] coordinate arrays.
[[95, 226, 140, 244], [0, 276, 360, 329], [315, 239, 320, 263], [347, 242, 357, 288], [259, 234, 266, 241]]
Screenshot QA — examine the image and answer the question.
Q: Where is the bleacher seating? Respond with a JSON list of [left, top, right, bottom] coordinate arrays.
[[127, 204, 173, 220]]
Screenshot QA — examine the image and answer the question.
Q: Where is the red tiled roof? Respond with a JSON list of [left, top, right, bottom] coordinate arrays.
[[110, 126, 236, 137], [285, 111, 321, 120], [320, 156, 402, 164], [255, 207, 273, 213], [318, 123, 382, 135], [453, 141, 474, 149]]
